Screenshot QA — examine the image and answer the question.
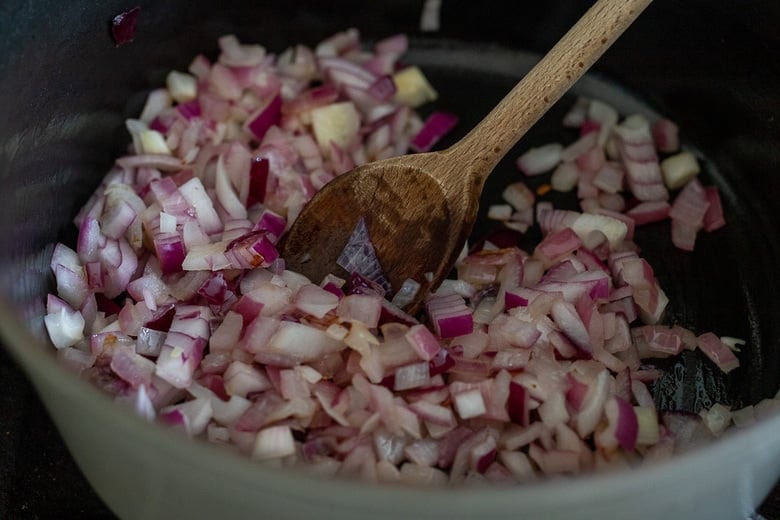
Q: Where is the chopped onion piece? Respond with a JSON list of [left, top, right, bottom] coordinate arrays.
[[516, 143, 563, 176], [410, 111, 458, 153], [44, 303, 85, 349], [502, 182, 535, 212], [696, 332, 740, 373], [652, 118, 679, 153], [488, 204, 513, 221], [426, 293, 473, 339], [139, 129, 172, 155], [311, 101, 361, 151], [161, 398, 212, 436], [453, 389, 486, 420], [405, 324, 441, 361], [166, 71, 198, 103], [700, 403, 732, 436], [393, 66, 438, 108], [294, 284, 339, 318], [661, 151, 700, 190], [394, 362, 431, 391], [253, 425, 296, 460], [634, 406, 660, 445], [245, 95, 282, 142], [550, 162, 580, 192], [111, 6, 140, 46]]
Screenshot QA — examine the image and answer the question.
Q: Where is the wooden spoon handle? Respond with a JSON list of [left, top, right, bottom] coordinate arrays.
[[444, 0, 652, 183]]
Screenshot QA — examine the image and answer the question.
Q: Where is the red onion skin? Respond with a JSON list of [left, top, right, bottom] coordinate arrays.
[[504, 291, 529, 311], [159, 408, 186, 427], [507, 382, 530, 426], [111, 6, 140, 46], [580, 119, 601, 136], [410, 111, 458, 153], [614, 396, 639, 451], [367, 75, 397, 102], [155, 237, 186, 275], [247, 158, 270, 207], [145, 306, 175, 331], [475, 447, 497, 474], [246, 95, 282, 142]]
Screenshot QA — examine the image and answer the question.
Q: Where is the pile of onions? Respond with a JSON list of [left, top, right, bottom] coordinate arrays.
[[43, 30, 776, 487], [511, 98, 725, 252]]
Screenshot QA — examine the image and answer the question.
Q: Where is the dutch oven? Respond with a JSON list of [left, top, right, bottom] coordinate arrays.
[[0, 1, 778, 518]]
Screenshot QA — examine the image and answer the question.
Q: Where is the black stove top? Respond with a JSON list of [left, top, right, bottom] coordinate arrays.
[[1, 347, 778, 519]]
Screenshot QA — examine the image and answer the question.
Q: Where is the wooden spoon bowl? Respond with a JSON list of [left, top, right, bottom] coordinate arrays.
[[282, 154, 468, 305]]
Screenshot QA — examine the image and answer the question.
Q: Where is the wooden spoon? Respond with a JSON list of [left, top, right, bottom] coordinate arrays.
[[281, 0, 652, 312]]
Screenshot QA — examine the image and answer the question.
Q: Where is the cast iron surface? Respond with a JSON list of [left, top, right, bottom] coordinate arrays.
[[0, 0, 778, 517]]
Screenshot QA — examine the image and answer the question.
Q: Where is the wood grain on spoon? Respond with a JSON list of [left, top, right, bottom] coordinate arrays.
[[282, 0, 652, 312]]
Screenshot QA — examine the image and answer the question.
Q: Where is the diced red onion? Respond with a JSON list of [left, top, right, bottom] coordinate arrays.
[[338, 294, 382, 328], [534, 228, 582, 266], [702, 186, 726, 232], [393, 362, 431, 391], [44, 32, 742, 486], [561, 132, 597, 162], [111, 6, 140, 46], [574, 369, 610, 437], [110, 346, 156, 388], [599, 396, 638, 451], [294, 284, 339, 318], [562, 97, 590, 128], [410, 111, 458, 153], [426, 293, 474, 339], [614, 115, 668, 202], [550, 162, 580, 192], [405, 324, 442, 361], [651, 118, 679, 153], [592, 162, 624, 194], [44, 301, 85, 350], [587, 99, 619, 147], [137, 327, 166, 356], [516, 143, 563, 176], [252, 424, 296, 460], [696, 332, 740, 374], [453, 388, 486, 420], [626, 200, 670, 225], [245, 95, 282, 142]]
